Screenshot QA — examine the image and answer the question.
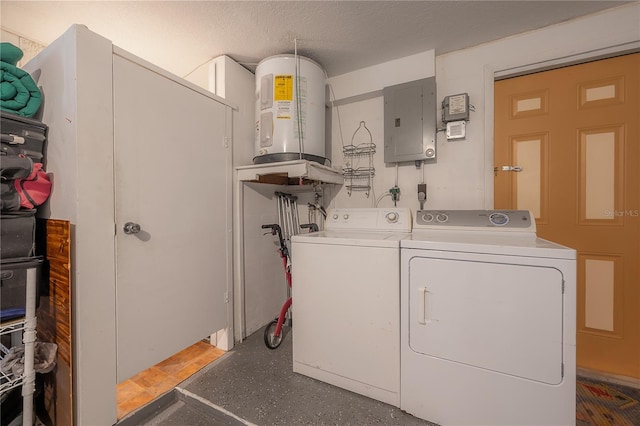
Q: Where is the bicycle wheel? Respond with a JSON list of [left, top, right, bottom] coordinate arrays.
[[263, 319, 284, 349]]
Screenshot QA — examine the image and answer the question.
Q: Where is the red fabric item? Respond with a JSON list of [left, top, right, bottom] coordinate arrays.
[[13, 162, 51, 209]]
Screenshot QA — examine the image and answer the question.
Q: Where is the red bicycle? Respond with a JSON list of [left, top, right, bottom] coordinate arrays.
[[261, 222, 316, 349]]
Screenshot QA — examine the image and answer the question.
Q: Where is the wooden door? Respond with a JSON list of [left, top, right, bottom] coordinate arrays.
[[494, 54, 640, 379], [113, 55, 231, 382]]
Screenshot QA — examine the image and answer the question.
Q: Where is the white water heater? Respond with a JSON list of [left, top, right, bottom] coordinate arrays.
[[254, 54, 327, 165]]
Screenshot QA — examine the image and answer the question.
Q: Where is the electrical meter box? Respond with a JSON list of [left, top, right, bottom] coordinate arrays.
[[442, 93, 469, 122], [383, 77, 436, 163]]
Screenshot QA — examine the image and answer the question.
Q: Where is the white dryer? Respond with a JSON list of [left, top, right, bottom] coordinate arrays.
[[401, 210, 576, 426], [291, 207, 412, 406]]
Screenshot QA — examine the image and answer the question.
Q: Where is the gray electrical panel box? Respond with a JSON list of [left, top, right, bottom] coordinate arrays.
[[383, 77, 436, 163]]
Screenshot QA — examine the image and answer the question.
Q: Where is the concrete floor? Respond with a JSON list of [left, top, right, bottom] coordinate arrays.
[[133, 328, 433, 426], [118, 326, 640, 426]]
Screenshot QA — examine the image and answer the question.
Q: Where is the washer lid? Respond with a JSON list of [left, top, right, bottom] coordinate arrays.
[[292, 230, 410, 248], [403, 230, 576, 259]]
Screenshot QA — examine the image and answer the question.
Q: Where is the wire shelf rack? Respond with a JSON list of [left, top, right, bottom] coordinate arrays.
[[343, 121, 376, 197]]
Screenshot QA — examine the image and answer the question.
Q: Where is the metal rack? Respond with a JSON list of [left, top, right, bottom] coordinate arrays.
[[343, 121, 376, 197], [0, 321, 28, 394], [0, 260, 39, 426]]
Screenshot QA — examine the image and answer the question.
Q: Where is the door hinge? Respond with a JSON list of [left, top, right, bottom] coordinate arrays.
[[224, 291, 229, 303], [224, 136, 231, 148]]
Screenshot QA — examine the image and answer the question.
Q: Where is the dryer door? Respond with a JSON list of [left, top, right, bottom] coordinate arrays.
[[408, 253, 564, 384]]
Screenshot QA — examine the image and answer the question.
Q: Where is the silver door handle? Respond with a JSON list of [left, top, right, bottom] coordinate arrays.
[[418, 287, 430, 325], [123, 222, 141, 234], [501, 166, 523, 172]]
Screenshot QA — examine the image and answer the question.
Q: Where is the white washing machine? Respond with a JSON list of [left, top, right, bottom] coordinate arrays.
[[291, 207, 412, 407], [401, 210, 576, 426]]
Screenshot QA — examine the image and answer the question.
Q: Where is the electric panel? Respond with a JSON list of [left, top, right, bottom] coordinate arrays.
[[384, 77, 436, 163]]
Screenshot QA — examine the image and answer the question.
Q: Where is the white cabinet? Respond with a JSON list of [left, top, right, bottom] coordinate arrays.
[[24, 25, 233, 425]]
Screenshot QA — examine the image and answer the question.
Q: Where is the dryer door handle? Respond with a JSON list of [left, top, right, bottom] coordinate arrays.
[[418, 287, 430, 325]]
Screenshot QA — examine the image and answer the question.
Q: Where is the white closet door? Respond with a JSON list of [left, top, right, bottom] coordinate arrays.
[[113, 54, 230, 381]]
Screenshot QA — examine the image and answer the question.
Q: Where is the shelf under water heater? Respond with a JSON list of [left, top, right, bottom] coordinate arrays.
[[254, 55, 327, 165]]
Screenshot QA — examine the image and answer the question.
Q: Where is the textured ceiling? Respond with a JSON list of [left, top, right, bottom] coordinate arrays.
[[1, 1, 633, 78]]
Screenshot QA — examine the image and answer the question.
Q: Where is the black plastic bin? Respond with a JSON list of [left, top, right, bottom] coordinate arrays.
[[1, 209, 36, 259], [0, 256, 43, 322]]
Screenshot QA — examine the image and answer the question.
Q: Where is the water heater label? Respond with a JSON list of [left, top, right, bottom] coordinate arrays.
[[274, 75, 293, 101], [277, 103, 291, 119]]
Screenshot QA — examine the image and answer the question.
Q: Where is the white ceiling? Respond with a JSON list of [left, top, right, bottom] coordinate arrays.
[[1, 1, 632, 78]]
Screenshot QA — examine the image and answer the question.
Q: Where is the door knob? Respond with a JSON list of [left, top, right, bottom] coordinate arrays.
[[123, 222, 141, 234]]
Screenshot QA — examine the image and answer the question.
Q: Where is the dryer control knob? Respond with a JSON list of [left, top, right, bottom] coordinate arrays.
[[343, 214, 350, 220], [332, 213, 339, 220], [489, 212, 509, 226], [386, 212, 399, 223]]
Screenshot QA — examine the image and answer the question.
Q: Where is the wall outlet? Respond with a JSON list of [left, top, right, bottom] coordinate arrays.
[[418, 183, 427, 209]]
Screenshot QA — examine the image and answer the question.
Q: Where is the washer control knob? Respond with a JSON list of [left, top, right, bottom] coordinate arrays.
[[421, 213, 434, 223], [343, 214, 350, 220], [332, 213, 339, 220], [386, 212, 399, 223], [436, 213, 449, 223], [489, 212, 509, 226]]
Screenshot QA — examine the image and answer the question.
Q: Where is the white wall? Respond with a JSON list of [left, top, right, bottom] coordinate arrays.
[[327, 51, 436, 210], [327, 3, 640, 211], [330, 50, 436, 103], [437, 3, 640, 210], [0, 27, 46, 66]]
